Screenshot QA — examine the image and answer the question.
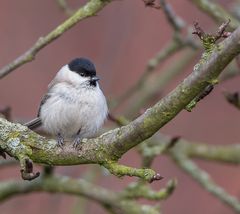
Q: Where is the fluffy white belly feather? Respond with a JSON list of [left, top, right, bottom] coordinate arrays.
[[39, 83, 108, 139]]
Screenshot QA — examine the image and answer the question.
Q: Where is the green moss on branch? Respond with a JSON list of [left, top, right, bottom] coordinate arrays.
[[1, 26, 240, 181], [122, 179, 177, 200], [103, 162, 163, 182], [0, 175, 161, 214]]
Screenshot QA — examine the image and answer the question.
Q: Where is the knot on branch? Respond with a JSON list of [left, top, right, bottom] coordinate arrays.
[[142, 0, 161, 9], [193, 20, 231, 52], [20, 158, 40, 181], [149, 173, 164, 183], [167, 136, 181, 149], [185, 84, 215, 112]]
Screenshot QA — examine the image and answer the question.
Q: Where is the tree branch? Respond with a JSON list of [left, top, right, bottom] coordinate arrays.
[[122, 179, 177, 200], [170, 152, 240, 213], [111, 37, 186, 109], [103, 162, 163, 182], [1, 25, 240, 181], [0, 175, 161, 214], [112, 114, 240, 212], [160, 0, 185, 31], [142, 133, 240, 164], [124, 48, 197, 117], [56, 0, 75, 16], [112, 2, 199, 112], [0, 0, 112, 79], [190, 0, 239, 30]]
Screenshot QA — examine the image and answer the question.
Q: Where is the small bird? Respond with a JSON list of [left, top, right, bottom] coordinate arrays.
[[25, 58, 108, 148]]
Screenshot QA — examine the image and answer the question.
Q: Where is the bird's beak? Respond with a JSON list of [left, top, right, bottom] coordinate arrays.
[[91, 76, 100, 81]]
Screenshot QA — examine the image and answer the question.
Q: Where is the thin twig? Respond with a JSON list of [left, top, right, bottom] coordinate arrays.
[[190, 0, 239, 30], [0, 0, 112, 79], [122, 179, 177, 200], [0, 175, 161, 214], [1, 24, 240, 181], [171, 152, 240, 213], [125, 49, 197, 117], [111, 0, 197, 111], [111, 38, 185, 108], [56, 0, 74, 16], [160, 0, 185, 31]]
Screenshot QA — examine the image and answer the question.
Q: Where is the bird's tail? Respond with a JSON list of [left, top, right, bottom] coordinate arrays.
[[24, 117, 42, 130]]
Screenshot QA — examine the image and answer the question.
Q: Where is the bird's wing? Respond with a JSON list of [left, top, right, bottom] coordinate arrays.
[[24, 93, 51, 130], [24, 117, 42, 130], [37, 93, 51, 117]]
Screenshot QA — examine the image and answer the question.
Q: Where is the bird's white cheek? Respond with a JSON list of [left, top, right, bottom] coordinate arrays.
[[66, 70, 89, 85], [54, 65, 89, 86]]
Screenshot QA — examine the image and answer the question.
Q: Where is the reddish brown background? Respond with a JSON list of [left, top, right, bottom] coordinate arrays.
[[0, 0, 240, 213]]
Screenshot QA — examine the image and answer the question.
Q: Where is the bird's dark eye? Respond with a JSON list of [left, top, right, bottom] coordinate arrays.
[[80, 73, 85, 77]]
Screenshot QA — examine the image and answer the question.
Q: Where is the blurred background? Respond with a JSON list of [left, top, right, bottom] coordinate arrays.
[[0, 0, 240, 213]]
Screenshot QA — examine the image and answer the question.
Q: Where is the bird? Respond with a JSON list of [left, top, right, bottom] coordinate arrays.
[[25, 58, 108, 148]]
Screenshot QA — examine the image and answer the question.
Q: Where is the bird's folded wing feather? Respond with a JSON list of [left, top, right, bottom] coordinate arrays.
[[24, 117, 42, 129], [24, 93, 52, 129]]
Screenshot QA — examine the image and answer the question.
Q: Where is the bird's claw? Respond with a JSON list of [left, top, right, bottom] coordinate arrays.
[[57, 133, 64, 149], [72, 136, 82, 149]]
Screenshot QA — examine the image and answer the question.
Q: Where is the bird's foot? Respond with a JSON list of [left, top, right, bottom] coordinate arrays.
[[72, 136, 82, 149], [57, 133, 64, 148]]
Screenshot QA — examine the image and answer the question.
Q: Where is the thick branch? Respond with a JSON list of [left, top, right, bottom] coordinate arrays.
[[113, 114, 240, 212], [116, 26, 240, 153], [1, 26, 240, 178], [0, 0, 112, 78]]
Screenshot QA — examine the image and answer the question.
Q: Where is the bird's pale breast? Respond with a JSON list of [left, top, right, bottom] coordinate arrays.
[[40, 82, 108, 139]]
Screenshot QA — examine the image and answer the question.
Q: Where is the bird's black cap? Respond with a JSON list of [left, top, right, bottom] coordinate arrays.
[[68, 58, 96, 77]]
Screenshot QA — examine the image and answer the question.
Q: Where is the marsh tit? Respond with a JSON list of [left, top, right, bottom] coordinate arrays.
[[25, 58, 108, 147]]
